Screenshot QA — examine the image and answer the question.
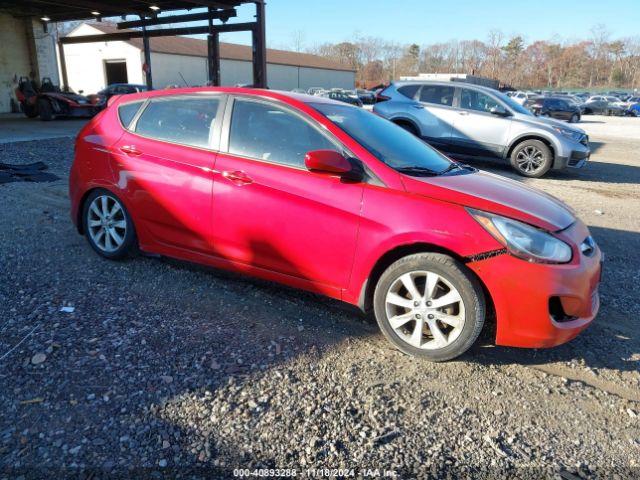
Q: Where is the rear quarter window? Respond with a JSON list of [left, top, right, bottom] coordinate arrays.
[[397, 84, 420, 99], [118, 101, 143, 129]]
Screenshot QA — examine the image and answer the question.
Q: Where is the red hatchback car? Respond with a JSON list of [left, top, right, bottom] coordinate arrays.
[[69, 87, 602, 361]]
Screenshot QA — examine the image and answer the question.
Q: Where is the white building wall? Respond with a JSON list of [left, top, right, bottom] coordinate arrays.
[[150, 52, 207, 87], [64, 24, 143, 94], [298, 67, 355, 91], [220, 59, 253, 86], [31, 20, 59, 86], [0, 14, 61, 113]]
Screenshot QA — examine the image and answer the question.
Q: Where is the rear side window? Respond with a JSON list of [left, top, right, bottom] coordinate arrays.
[[228, 98, 337, 168], [397, 84, 420, 99], [419, 86, 454, 106], [135, 96, 220, 148], [118, 101, 143, 128]]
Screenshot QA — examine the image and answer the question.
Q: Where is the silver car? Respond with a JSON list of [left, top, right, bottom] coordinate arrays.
[[374, 81, 591, 177]]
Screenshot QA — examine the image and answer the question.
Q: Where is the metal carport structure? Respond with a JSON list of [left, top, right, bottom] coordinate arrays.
[[0, 0, 267, 89]]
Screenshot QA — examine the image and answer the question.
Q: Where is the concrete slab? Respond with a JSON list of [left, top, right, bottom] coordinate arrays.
[[0, 113, 88, 144]]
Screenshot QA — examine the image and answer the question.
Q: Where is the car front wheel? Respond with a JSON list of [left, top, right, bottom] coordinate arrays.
[[83, 189, 136, 260], [373, 253, 485, 361], [510, 139, 553, 178]]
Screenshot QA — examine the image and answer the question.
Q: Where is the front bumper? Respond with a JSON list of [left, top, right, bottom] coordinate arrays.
[[468, 221, 602, 348], [555, 136, 590, 169]]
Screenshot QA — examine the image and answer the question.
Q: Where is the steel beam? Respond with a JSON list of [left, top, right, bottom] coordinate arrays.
[[252, 0, 267, 88], [117, 9, 236, 29], [60, 22, 257, 44]]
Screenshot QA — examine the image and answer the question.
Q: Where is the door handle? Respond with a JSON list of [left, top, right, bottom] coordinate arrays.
[[119, 145, 142, 156], [457, 111, 469, 116], [222, 170, 253, 185], [411, 104, 424, 109]]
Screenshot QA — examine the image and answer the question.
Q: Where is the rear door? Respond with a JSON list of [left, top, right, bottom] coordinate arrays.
[[210, 96, 363, 294], [449, 87, 512, 158], [413, 84, 456, 151], [111, 94, 224, 253]]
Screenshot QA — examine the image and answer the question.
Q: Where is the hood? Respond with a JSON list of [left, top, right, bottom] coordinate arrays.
[[401, 170, 575, 232], [514, 113, 586, 134]]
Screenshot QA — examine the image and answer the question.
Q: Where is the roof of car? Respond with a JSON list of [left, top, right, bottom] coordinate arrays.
[[111, 86, 347, 107], [392, 80, 500, 94]]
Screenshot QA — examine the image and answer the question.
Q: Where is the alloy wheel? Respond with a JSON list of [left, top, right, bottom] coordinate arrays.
[[516, 146, 544, 174], [384, 270, 466, 350], [87, 195, 127, 253]]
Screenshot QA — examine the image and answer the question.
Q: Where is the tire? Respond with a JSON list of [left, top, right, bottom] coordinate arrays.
[[22, 102, 38, 118], [38, 98, 53, 121], [373, 253, 485, 362], [509, 139, 553, 178], [569, 114, 579, 123], [394, 120, 419, 136], [82, 189, 137, 260]]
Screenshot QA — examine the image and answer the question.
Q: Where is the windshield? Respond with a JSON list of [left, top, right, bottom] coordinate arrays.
[[311, 102, 452, 174], [495, 91, 533, 115]]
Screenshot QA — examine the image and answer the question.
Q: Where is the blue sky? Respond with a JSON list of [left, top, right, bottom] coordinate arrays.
[[216, 0, 639, 48]]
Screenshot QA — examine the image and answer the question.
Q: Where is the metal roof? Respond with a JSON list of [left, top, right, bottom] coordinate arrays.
[[0, 1, 252, 22], [79, 23, 355, 72]]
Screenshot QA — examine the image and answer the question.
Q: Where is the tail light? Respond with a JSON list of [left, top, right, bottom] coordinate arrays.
[[376, 86, 391, 103]]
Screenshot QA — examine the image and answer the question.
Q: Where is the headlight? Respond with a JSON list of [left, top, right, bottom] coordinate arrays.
[[552, 126, 583, 143], [469, 209, 572, 264]]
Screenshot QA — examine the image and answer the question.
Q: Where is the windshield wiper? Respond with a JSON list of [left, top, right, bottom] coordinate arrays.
[[396, 166, 441, 177]]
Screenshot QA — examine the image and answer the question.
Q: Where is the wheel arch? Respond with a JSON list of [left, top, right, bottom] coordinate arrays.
[[358, 242, 496, 328], [505, 134, 556, 161], [389, 116, 421, 136]]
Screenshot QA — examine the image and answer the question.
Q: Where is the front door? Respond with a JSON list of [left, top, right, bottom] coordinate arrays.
[[449, 87, 513, 158], [210, 97, 363, 293]]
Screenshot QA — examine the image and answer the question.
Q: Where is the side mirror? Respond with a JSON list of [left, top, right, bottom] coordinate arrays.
[[305, 150, 352, 174], [305, 150, 364, 182], [489, 105, 509, 117], [78, 90, 84, 94]]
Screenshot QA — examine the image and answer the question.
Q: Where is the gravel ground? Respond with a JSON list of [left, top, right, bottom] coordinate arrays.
[[0, 116, 639, 479]]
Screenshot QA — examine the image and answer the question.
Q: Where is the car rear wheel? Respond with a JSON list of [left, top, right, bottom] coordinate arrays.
[[510, 139, 553, 178], [37, 99, 53, 121], [83, 189, 136, 260], [373, 253, 485, 362], [569, 113, 580, 123]]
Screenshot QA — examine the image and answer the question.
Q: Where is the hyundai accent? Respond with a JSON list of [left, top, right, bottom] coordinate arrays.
[[69, 87, 602, 361]]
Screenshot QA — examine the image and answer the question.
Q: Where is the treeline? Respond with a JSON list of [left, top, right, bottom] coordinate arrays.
[[306, 26, 640, 90]]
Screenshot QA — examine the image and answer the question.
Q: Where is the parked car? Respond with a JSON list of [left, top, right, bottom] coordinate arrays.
[[356, 88, 376, 105], [88, 83, 149, 106], [627, 102, 640, 117], [511, 91, 539, 105], [320, 90, 363, 107], [583, 96, 625, 115], [14, 76, 100, 121], [307, 87, 324, 95], [70, 87, 602, 361], [291, 88, 307, 94], [373, 81, 591, 177], [530, 97, 581, 123]]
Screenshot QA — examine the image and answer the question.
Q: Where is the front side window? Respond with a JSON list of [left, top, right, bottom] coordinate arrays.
[[228, 98, 337, 168], [460, 89, 501, 113], [135, 96, 220, 148], [419, 86, 454, 106]]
